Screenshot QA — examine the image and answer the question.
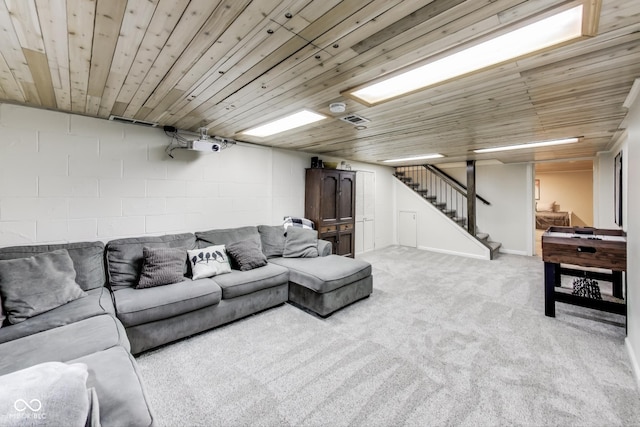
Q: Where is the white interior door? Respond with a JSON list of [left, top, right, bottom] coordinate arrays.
[[399, 211, 417, 247], [355, 171, 375, 254]]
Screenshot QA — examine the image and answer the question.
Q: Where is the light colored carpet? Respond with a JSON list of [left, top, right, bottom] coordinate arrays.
[[136, 246, 640, 426]]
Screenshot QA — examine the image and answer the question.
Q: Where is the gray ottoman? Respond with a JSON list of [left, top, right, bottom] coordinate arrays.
[[269, 255, 372, 317]]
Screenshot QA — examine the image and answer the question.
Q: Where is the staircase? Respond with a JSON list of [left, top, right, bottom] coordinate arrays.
[[395, 166, 501, 259]]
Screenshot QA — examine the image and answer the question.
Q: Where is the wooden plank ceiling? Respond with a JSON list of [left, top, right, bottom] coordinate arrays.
[[1, 0, 639, 166]]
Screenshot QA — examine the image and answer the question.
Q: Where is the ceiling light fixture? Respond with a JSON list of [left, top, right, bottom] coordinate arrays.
[[345, 2, 599, 106], [242, 110, 327, 137], [473, 138, 579, 154], [382, 154, 444, 163]]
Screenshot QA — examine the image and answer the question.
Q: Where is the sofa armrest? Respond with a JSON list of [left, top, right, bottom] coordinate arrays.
[[317, 239, 332, 257]]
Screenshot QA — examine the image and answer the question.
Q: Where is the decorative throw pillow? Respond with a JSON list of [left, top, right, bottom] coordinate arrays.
[[187, 245, 232, 279], [137, 247, 186, 289], [0, 249, 86, 324], [0, 362, 92, 427], [257, 225, 286, 258], [283, 227, 319, 258], [225, 239, 268, 271], [283, 216, 315, 230]]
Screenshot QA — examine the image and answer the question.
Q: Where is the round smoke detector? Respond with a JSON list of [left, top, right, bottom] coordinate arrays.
[[329, 102, 346, 113]]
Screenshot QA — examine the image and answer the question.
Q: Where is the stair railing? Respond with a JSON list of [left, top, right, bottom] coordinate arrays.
[[424, 165, 491, 206], [395, 165, 467, 227], [394, 165, 491, 232]]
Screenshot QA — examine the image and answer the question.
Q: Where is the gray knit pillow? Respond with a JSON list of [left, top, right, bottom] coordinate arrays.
[[137, 247, 186, 288], [225, 239, 268, 271]]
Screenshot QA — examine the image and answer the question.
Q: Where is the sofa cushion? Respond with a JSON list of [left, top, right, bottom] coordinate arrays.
[[0, 314, 130, 376], [0, 362, 92, 427], [137, 247, 187, 289], [195, 226, 261, 249], [0, 241, 106, 291], [0, 249, 87, 324], [212, 263, 288, 299], [0, 287, 114, 345], [269, 255, 372, 293], [112, 278, 222, 327], [257, 225, 286, 258], [225, 239, 268, 271], [106, 233, 196, 291], [283, 227, 319, 258], [188, 245, 231, 279], [70, 346, 155, 427]]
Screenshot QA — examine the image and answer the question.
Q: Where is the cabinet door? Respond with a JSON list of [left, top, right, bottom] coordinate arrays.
[[337, 230, 354, 257], [321, 232, 338, 255], [338, 172, 355, 222], [320, 171, 340, 225]]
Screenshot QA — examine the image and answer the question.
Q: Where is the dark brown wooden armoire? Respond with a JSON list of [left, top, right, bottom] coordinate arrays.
[[304, 168, 356, 257]]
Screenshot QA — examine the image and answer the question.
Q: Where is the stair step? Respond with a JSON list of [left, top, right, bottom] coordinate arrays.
[[487, 241, 501, 251], [487, 241, 502, 259], [407, 183, 420, 189], [417, 189, 429, 195], [395, 171, 405, 177], [453, 217, 466, 225], [442, 209, 456, 217], [424, 195, 437, 202], [476, 232, 489, 241], [395, 175, 412, 183], [433, 202, 446, 209]]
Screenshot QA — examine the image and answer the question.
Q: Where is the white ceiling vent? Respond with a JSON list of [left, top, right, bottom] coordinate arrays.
[[339, 114, 370, 126], [109, 115, 159, 127]]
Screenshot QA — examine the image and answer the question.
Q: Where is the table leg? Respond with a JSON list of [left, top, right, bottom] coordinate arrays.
[[545, 262, 557, 317], [612, 270, 623, 299], [554, 266, 561, 288]]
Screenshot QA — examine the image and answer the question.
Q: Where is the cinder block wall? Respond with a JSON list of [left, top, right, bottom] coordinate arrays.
[[0, 103, 310, 246]]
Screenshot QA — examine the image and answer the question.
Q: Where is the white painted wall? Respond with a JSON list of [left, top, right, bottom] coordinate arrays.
[[395, 180, 489, 259], [0, 103, 397, 249], [446, 163, 533, 255], [594, 151, 617, 229], [623, 95, 640, 388]]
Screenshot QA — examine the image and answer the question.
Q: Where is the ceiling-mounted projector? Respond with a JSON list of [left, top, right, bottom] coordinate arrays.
[[188, 140, 221, 152], [187, 127, 221, 152]]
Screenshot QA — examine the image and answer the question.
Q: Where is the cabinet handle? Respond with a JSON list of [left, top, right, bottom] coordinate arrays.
[[577, 246, 596, 253]]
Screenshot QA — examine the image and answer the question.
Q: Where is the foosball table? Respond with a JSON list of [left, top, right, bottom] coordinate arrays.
[[542, 226, 627, 318]]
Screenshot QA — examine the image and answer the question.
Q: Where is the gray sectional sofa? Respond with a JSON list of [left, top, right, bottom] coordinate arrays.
[[0, 242, 154, 427], [0, 225, 373, 426]]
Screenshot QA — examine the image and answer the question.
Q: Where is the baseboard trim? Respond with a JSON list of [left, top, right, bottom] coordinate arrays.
[[417, 245, 489, 260], [499, 248, 528, 256], [625, 337, 640, 390]]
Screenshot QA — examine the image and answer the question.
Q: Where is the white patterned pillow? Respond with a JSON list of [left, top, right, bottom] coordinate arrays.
[[188, 245, 231, 280]]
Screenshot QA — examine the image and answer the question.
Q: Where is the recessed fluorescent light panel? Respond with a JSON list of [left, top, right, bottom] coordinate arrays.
[[242, 110, 327, 137], [382, 154, 444, 163], [347, 4, 592, 105], [473, 138, 579, 154]]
